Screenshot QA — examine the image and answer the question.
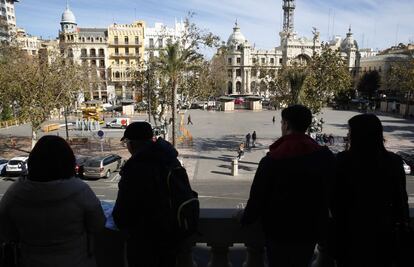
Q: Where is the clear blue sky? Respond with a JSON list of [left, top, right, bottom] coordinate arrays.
[[16, 0, 414, 51]]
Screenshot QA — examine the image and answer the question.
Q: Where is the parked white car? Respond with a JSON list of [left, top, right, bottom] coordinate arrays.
[[6, 156, 28, 176], [105, 118, 130, 129]]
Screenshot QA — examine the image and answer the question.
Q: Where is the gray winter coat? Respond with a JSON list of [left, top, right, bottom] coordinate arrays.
[[0, 177, 106, 267]]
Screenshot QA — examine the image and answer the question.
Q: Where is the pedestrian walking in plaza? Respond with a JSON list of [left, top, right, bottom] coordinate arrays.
[[237, 142, 245, 160], [0, 136, 106, 267], [252, 131, 257, 147], [187, 114, 193, 125], [246, 133, 251, 148], [331, 114, 410, 267], [113, 122, 198, 267], [272, 116, 276, 125], [241, 105, 335, 267]]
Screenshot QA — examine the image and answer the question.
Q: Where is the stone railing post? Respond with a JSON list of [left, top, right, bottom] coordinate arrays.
[[207, 244, 233, 267], [243, 245, 265, 267]]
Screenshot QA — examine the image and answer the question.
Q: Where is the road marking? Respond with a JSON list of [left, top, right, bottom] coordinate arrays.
[[110, 174, 121, 182], [96, 194, 105, 197]]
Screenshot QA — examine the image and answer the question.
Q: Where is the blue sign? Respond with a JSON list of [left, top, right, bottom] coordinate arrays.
[[97, 130, 104, 138]]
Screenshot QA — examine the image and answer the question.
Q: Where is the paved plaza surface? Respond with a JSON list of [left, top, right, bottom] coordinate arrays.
[[1, 108, 414, 208]]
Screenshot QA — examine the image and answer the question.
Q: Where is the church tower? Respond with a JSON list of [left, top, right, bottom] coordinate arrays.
[[282, 0, 295, 32]]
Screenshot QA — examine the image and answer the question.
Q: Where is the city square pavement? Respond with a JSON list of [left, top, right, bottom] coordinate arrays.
[[1, 108, 414, 209], [178, 108, 414, 208]]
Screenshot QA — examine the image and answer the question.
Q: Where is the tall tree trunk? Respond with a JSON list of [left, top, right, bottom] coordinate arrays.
[[171, 79, 178, 147], [31, 126, 37, 149]]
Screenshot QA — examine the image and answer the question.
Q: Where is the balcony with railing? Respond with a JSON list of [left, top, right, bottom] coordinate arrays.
[[109, 41, 142, 47], [109, 53, 139, 58], [93, 208, 414, 267]]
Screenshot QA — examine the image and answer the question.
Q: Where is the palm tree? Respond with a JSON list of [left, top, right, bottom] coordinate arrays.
[[159, 42, 201, 147], [287, 67, 308, 105]]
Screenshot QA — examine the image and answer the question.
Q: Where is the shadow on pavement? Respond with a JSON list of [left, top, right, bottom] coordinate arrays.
[[210, 171, 232, 176]]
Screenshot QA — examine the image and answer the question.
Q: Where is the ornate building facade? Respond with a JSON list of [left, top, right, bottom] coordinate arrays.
[[224, 0, 361, 95], [225, 0, 321, 95], [59, 4, 111, 102], [107, 20, 145, 100]]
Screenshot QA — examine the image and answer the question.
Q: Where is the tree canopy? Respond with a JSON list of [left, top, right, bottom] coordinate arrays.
[[0, 44, 88, 134], [357, 70, 381, 99], [274, 44, 352, 113]]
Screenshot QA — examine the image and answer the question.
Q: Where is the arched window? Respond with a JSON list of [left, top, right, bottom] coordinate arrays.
[[68, 48, 73, 58], [236, 81, 242, 93], [227, 81, 233, 95], [99, 49, 105, 57], [115, 72, 120, 78], [81, 49, 87, 57], [90, 49, 96, 57]]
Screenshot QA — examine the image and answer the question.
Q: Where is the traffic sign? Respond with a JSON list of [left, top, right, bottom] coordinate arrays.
[[97, 130, 104, 138]]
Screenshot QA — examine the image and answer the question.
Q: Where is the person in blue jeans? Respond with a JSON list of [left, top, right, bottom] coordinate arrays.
[[241, 105, 335, 267]]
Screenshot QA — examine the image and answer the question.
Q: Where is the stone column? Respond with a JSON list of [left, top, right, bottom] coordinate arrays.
[[98, 86, 102, 100], [242, 69, 246, 94], [207, 245, 232, 267], [243, 245, 265, 267], [232, 69, 236, 94], [122, 85, 126, 100], [246, 69, 251, 94]]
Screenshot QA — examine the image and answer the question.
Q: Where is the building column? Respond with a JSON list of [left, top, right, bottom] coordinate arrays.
[[242, 69, 246, 94], [232, 69, 236, 94], [98, 85, 102, 100], [246, 69, 251, 94], [122, 85, 126, 100]]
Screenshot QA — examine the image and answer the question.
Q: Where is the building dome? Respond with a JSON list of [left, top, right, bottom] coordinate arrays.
[[341, 27, 358, 51], [61, 5, 76, 25], [227, 22, 246, 46]]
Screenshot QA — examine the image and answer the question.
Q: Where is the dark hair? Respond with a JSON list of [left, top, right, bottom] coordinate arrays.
[[348, 114, 385, 154], [28, 135, 76, 182], [281, 105, 312, 132]]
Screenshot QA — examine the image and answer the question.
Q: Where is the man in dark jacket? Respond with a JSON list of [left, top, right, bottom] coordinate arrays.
[[241, 105, 335, 267], [113, 122, 181, 267]]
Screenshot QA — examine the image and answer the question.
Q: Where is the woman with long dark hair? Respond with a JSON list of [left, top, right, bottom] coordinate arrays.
[[332, 114, 409, 267], [0, 136, 105, 267]]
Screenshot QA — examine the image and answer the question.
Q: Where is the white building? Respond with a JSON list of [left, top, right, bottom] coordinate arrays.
[[144, 21, 185, 61], [16, 27, 41, 56], [225, 0, 322, 95], [224, 0, 362, 95], [327, 27, 361, 77], [59, 4, 110, 102], [0, 0, 18, 42]]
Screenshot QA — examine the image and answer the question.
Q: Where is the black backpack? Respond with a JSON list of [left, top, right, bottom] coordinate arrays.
[[161, 165, 199, 239]]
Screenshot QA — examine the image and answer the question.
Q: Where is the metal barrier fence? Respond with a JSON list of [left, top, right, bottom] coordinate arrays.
[[0, 119, 26, 129]]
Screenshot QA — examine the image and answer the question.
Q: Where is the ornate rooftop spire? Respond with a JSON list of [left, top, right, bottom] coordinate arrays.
[[282, 0, 296, 32]]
